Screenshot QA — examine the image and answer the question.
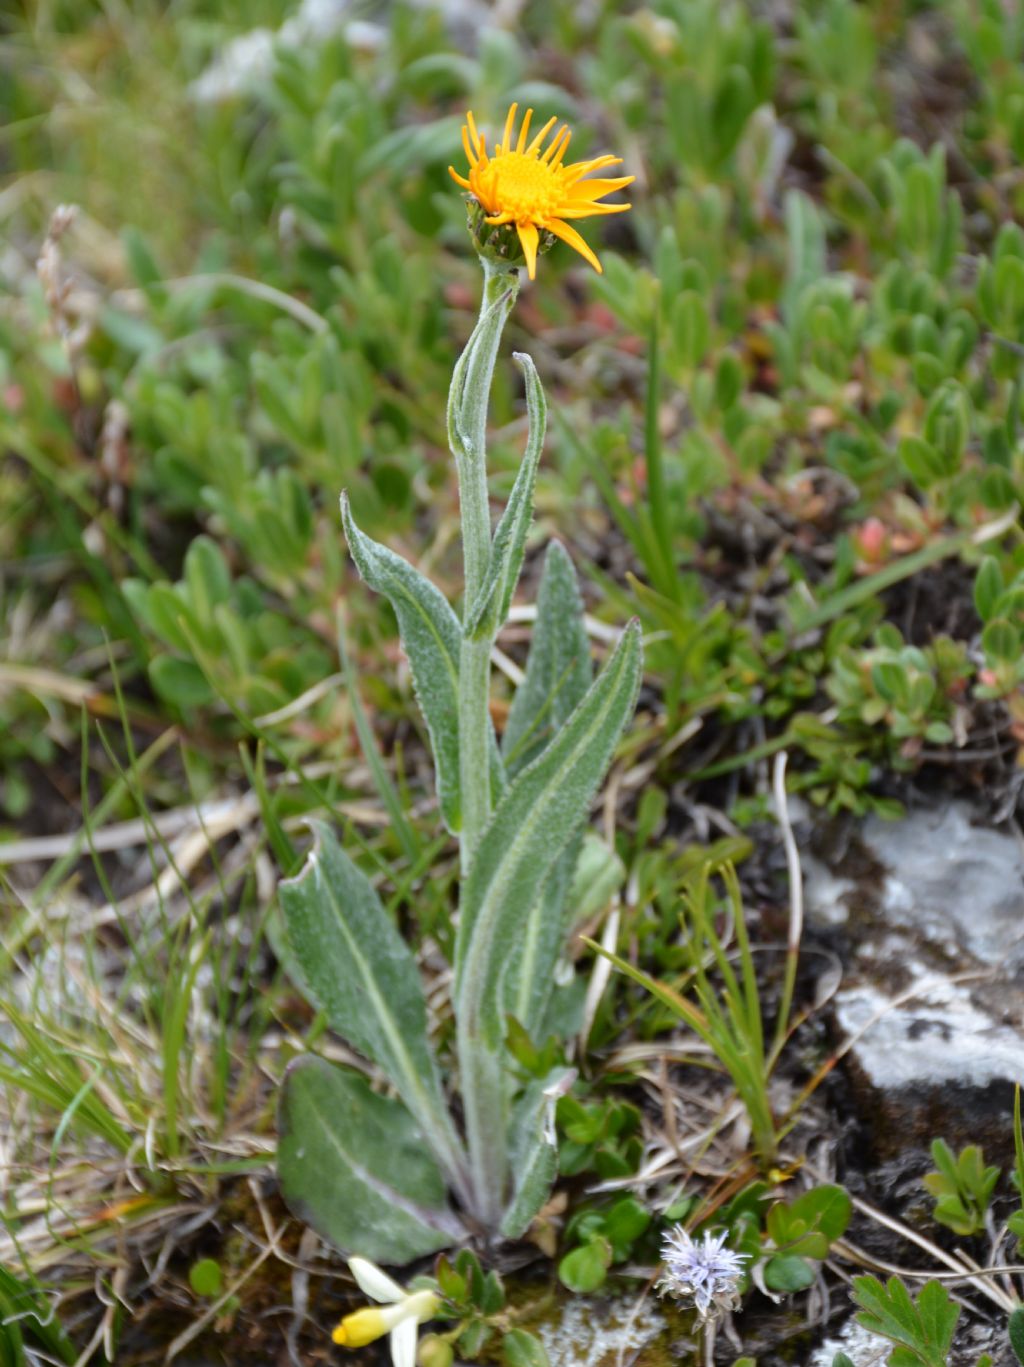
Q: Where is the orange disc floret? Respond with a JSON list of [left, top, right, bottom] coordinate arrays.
[[449, 102, 634, 279]]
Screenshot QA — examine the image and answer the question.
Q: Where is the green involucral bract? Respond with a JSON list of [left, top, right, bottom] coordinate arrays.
[[276, 248, 641, 1258]]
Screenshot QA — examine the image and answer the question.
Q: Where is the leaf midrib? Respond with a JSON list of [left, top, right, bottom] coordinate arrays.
[[299, 1072, 455, 1236], [309, 849, 451, 1152], [457, 631, 635, 1025]]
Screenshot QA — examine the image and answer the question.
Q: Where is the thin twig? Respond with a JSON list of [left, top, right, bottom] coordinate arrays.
[[114, 273, 328, 334], [771, 751, 804, 1060]]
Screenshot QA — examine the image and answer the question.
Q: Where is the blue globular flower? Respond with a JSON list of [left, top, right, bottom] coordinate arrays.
[[656, 1226, 748, 1319]]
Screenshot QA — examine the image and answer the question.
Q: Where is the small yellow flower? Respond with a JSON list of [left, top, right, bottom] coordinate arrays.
[[449, 102, 634, 279], [331, 1257, 440, 1367]]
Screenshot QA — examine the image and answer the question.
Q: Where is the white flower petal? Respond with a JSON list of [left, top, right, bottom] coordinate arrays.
[[349, 1257, 406, 1303], [389, 1314, 418, 1367]]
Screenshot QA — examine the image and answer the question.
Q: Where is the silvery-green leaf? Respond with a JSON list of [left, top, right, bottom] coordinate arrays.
[[502, 541, 592, 777], [500, 542, 595, 1034], [341, 494, 462, 830], [502, 839, 579, 1036], [505, 831, 625, 1037], [447, 283, 518, 467], [341, 494, 504, 830], [455, 621, 642, 1047], [500, 1128, 555, 1241], [501, 1068, 575, 1239], [464, 352, 547, 641], [280, 822, 468, 1194], [278, 1056, 462, 1264]]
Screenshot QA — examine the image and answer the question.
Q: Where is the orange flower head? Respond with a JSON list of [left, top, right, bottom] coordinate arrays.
[[449, 103, 634, 279]]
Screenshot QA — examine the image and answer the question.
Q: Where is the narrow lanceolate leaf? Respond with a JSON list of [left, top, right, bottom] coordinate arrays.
[[455, 621, 642, 1047], [503, 848, 578, 1036], [280, 823, 468, 1192], [447, 285, 517, 466], [341, 494, 463, 830], [501, 1132, 557, 1241], [464, 352, 547, 641], [501, 541, 594, 1034], [501, 1068, 575, 1239], [341, 494, 505, 830], [502, 541, 592, 777], [278, 1057, 462, 1264]]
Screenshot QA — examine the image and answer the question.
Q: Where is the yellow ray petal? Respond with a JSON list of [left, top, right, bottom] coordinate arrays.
[[541, 126, 570, 164], [516, 108, 534, 151], [461, 124, 479, 169], [557, 202, 632, 218], [501, 102, 518, 155], [526, 115, 558, 156], [484, 211, 513, 224], [561, 155, 622, 183], [545, 218, 602, 272], [448, 166, 471, 189], [567, 175, 635, 199], [466, 110, 482, 155], [516, 221, 540, 279], [471, 174, 496, 213]]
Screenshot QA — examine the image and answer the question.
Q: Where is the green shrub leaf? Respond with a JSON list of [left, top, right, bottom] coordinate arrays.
[[1008, 1305, 1024, 1364], [558, 1239, 612, 1293], [763, 1254, 815, 1293], [503, 1330, 551, 1367]]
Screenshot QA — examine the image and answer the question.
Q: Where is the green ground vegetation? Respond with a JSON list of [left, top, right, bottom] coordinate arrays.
[[3, 0, 1024, 1361]]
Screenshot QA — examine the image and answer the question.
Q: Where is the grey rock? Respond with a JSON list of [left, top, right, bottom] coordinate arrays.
[[802, 799, 1024, 1156], [535, 1295, 666, 1367], [808, 1316, 890, 1366], [862, 803, 1024, 972]]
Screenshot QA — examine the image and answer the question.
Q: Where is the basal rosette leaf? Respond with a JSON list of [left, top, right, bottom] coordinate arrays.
[[279, 822, 468, 1194], [278, 1057, 463, 1264], [500, 1068, 574, 1239]]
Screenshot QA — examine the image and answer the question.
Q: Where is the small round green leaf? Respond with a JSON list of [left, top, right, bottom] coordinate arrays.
[[188, 1258, 222, 1298], [503, 1329, 551, 1367], [763, 1254, 816, 1293], [558, 1239, 612, 1293]]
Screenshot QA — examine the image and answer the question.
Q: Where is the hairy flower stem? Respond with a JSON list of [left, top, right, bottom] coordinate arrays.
[[702, 1320, 716, 1367], [458, 636, 493, 871], [457, 260, 519, 869], [456, 1004, 507, 1231], [453, 258, 519, 1225]]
